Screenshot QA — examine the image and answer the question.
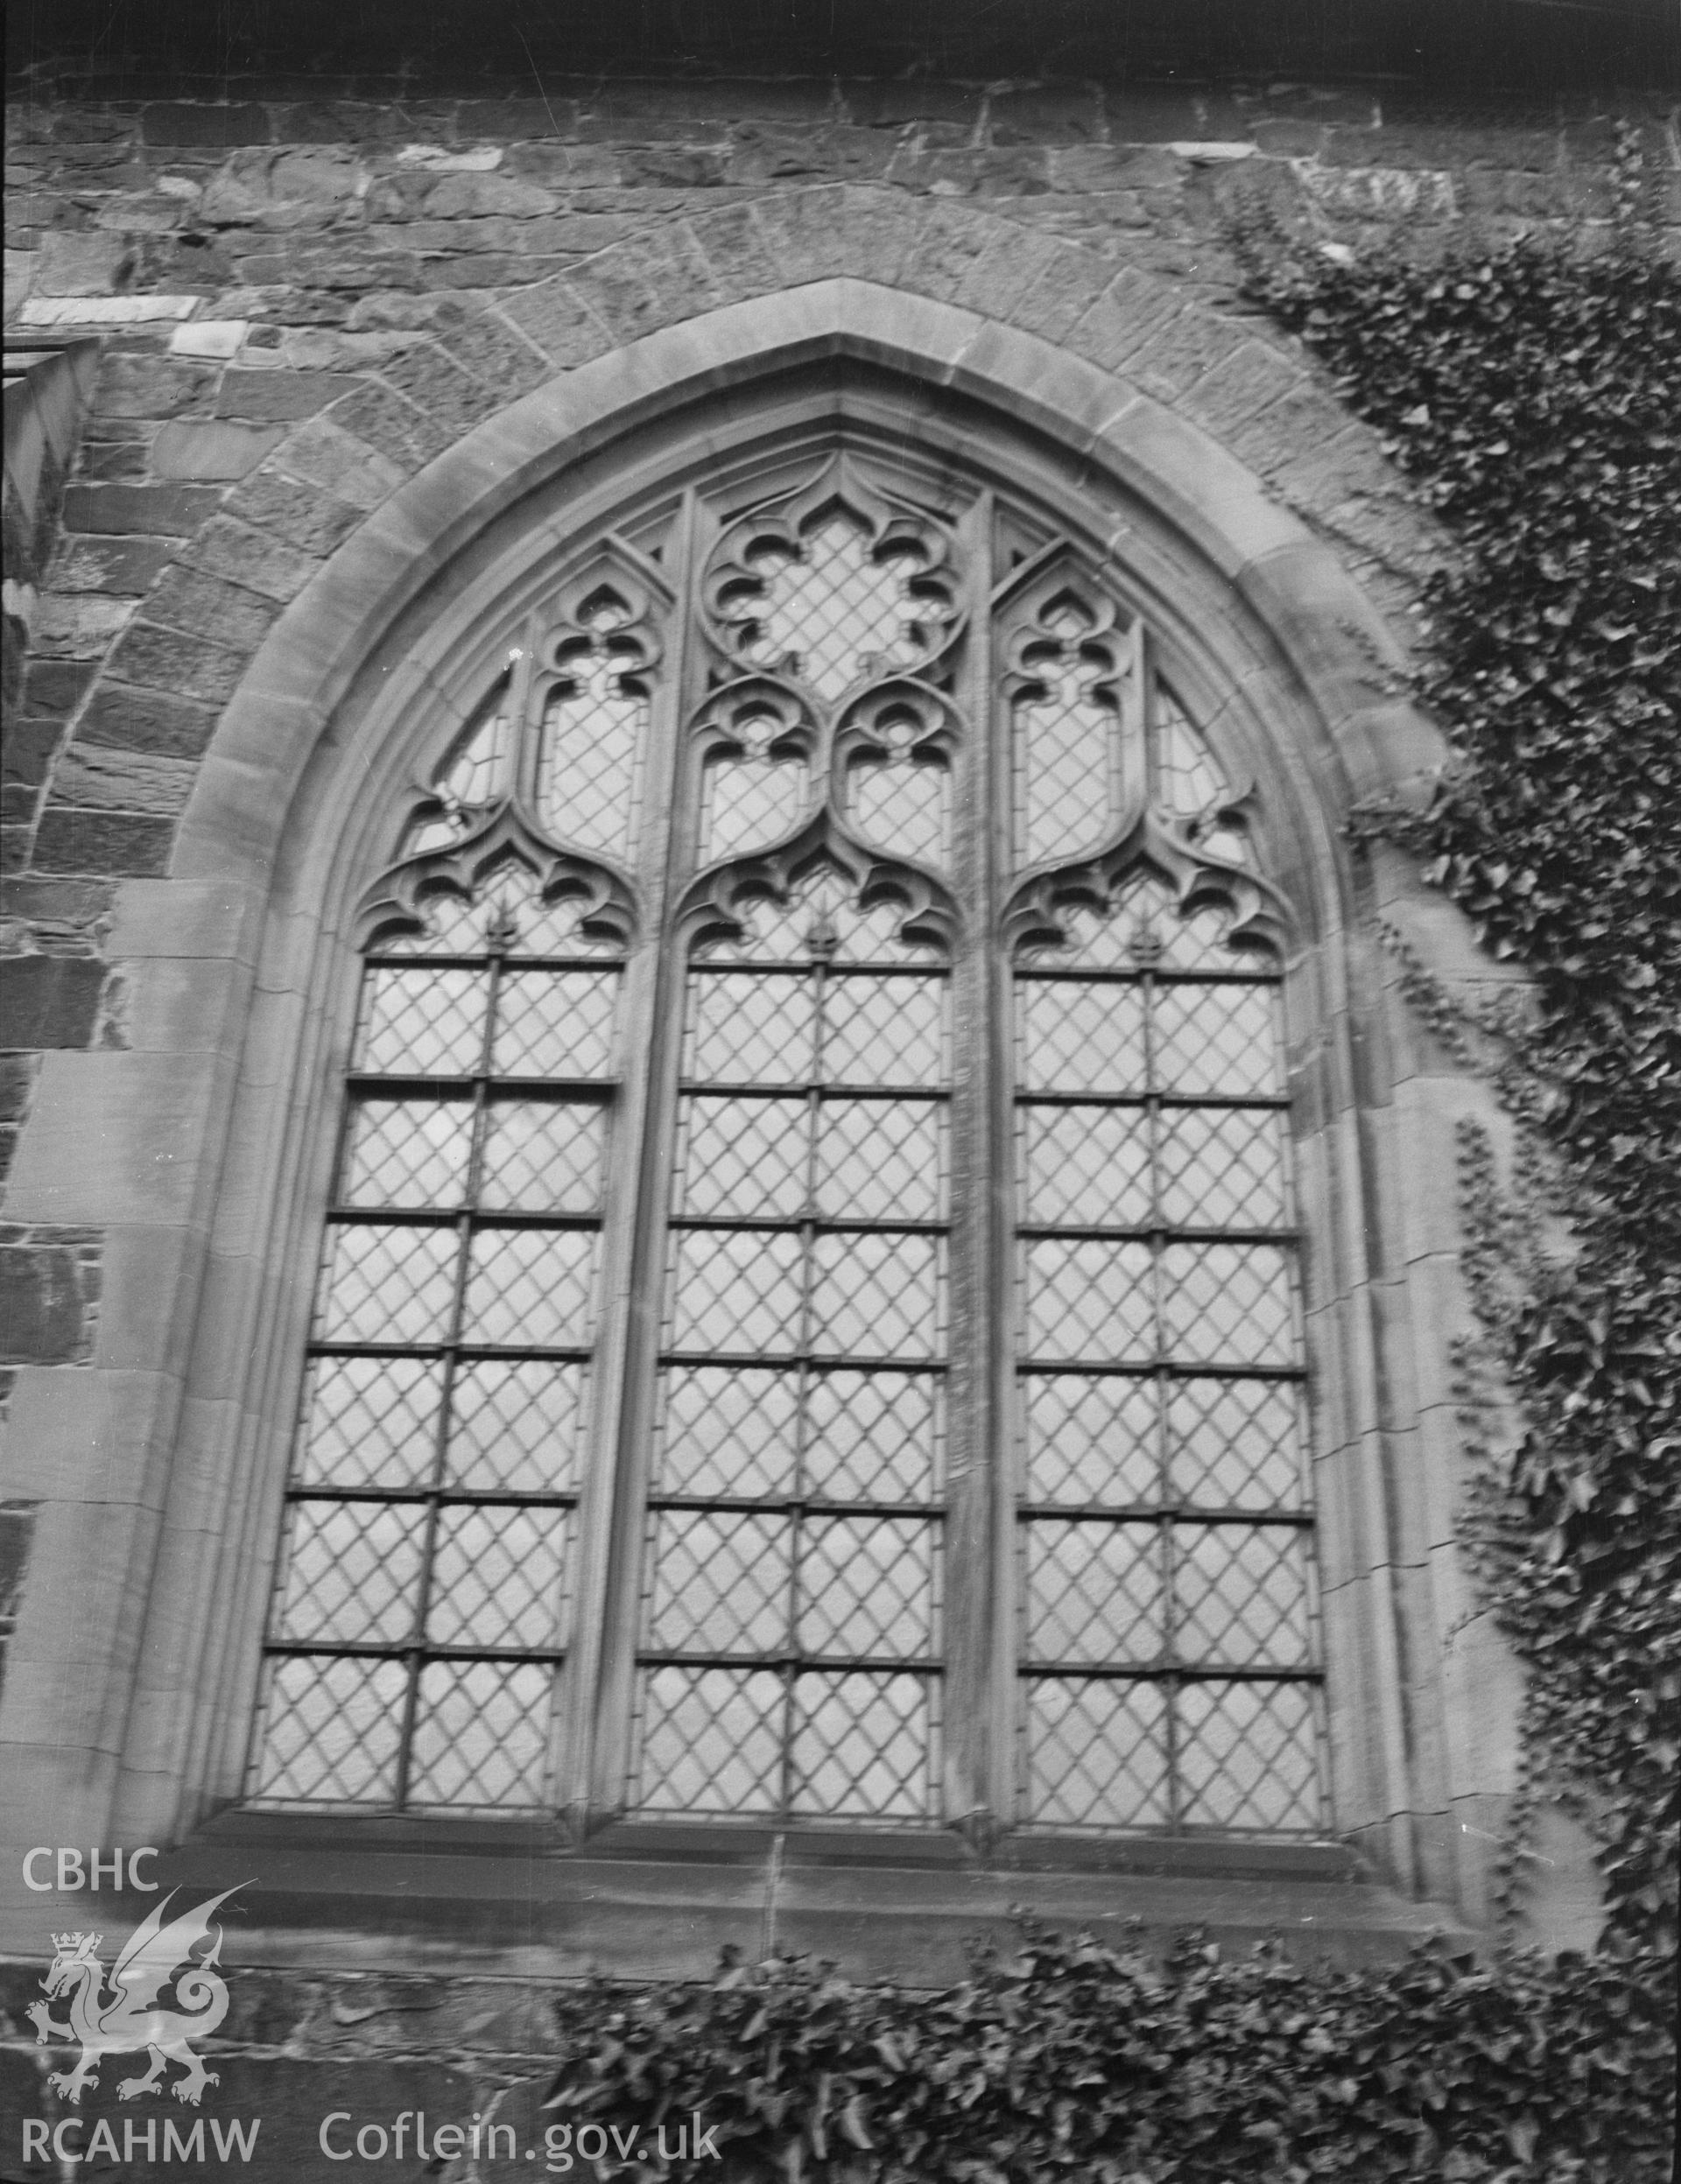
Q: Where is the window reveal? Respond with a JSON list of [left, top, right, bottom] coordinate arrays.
[[247, 443, 1324, 1835]]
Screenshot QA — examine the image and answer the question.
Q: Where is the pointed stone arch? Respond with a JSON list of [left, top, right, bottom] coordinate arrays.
[[175, 275, 1439, 895], [5, 269, 1537, 1964]]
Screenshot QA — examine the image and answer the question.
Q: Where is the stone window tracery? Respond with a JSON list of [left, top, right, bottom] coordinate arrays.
[[247, 438, 1324, 1841]]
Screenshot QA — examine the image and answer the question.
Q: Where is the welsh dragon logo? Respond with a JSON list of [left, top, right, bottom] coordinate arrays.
[[27, 1886, 244, 2106]]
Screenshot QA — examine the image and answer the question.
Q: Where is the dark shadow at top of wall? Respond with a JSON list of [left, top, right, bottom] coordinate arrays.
[[6, 0, 1680, 95]]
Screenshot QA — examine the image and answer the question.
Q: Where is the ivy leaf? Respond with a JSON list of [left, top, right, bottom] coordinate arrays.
[[1241, 219, 1679, 1963]]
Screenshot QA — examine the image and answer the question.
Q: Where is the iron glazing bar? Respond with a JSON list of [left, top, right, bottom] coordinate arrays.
[[283, 1487, 580, 1507], [637, 1653, 941, 1674], [1016, 1091, 1291, 1109], [267, 1642, 568, 1664], [1023, 968, 1284, 987], [1019, 1359, 1305, 1380], [1015, 1504, 1313, 1526], [1021, 1661, 1324, 1683]]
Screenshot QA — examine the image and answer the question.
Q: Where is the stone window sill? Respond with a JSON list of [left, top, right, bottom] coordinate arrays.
[[134, 1810, 1475, 1980]]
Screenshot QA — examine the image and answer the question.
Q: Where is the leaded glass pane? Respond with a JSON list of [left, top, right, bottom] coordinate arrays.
[[468, 868, 621, 959], [356, 966, 486, 1074], [1023, 1678, 1171, 1829], [822, 974, 946, 1084], [1173, 1525, 1314, 1668], [1037, 881, 1238, 974], [1024, 1520, 1164, 1664], [342, 1097, 473, 1208], [1167, 1380, 1305, 1509], [818, 1099, 945, 1222], [651, 1366, 798, 1498], [315, 1223, 460, 1345], [1023, 1239, 1156, 1360], [1160, 1243, 1297, 1365], [667, 1228, 805, 1352], [646, 1509, 792, 1652], [715, 882, 927, 967], [273, 1500, 425, 1646], [447, 1360, 587, 1492], [426, 1506, 572, 1650], [295, 1355, 442, 1490], [642, 843, 949, 1822], [1029, 902, 1147, 973], [732, 516, 935, 700], [463, 1228, 598, 1348], [376, 889, 488, 956], [1151, 908, 1248, 974], [248, 1655, 407, 1808], [1022, 1105, 1152, 1226], [1154, 685, 1227, 816], [536, 601, 647, 862], [810, 1232, 944, 1358], [849, 752, 949, 865], [257, 851, 622, 1810], [798, 1518, 939, 1657], [406, 1661, 552, 1809], [790, 1674, 936, 1818], [478, 1099, 606, 1211], [702, 718, 809, 862], [1015, 603, 1122, 867], [1157, 1107, 1289, 1229], [1020, 982, 1147, 1092], [414, 696, 512, 849], [805, 1371, 942, 1501], [494, 971, 619, 1077], [1177, 1681, 1323, 1831], [674, 1095, 808, 1218], [686, 973, 816, 1084], [1022, 1376, 1159, 1506], [1152, 984, 1282, 1097], [635, 1667, 784, 1815]]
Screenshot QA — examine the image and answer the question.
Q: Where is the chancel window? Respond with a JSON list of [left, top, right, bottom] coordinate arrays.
[[247, 440, 1324, 1837]]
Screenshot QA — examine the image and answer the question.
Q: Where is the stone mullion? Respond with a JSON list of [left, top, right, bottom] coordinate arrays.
[[941, 491, 1009, 1842], [505, 613, 544, 811], [558, 494, 700, 1835]]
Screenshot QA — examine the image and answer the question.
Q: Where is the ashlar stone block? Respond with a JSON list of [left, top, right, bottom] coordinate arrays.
[[150, 417, 284, 479], [224, 464, 365, 553], [102, 620, 247, 706], [270, 415, 407, 509], [32, 804, 174, 878], [143, 562, 280, 653], [495, 274, 615, 368], [51, 745, 197, 818], [176, 514, 320, 604], [76, 681, 220, 759], [0, 954, 108, 1049]]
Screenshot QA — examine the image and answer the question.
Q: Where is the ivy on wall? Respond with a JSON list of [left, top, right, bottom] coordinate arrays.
[[1241, 168, 1679, 1961], [545, 1923, 1675, 2181]]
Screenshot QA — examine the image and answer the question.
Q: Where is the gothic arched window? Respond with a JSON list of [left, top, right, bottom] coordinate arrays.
[[246, 441, 1322, 1842]]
